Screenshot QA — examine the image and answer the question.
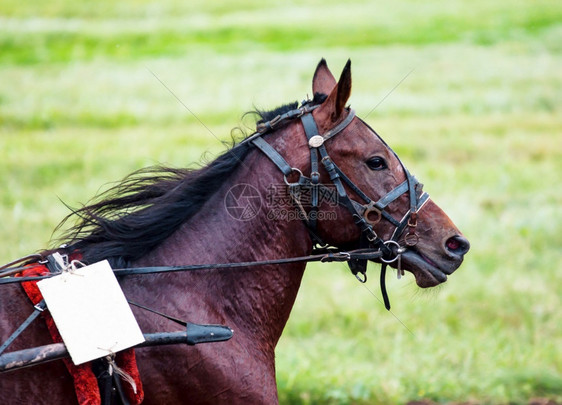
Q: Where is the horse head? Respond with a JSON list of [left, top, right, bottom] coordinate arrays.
[[261, 59, 469, 289]]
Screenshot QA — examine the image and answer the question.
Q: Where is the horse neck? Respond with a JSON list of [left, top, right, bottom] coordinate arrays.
[[137, 146, 312, 347]]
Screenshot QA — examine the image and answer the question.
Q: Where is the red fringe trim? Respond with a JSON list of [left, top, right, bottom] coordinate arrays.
[[19, 263, 144, 405]]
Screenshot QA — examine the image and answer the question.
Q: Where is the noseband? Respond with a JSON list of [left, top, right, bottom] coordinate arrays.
[[249, 100, 429, 310]]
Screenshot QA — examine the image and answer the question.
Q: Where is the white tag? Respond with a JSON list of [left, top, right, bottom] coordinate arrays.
[[37, 260, 145, 365]]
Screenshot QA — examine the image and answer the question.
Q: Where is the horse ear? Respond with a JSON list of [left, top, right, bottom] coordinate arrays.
[[318, 59, 352, 122], [312, 58, 337, 95]]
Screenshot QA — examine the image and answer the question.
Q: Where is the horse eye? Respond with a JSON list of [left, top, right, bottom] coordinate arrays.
[[366, 157, 387, 171]]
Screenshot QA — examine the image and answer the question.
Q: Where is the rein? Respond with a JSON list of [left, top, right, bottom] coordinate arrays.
[[0, 248, 383, 285]]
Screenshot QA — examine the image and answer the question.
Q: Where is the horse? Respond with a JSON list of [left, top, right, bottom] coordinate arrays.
[[0, 59, 469, 404]]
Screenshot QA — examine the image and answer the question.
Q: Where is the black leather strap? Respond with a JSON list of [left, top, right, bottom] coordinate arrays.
[[0, 300, 46, 356], [380, 263, 391, 310], [300, 113, 321, 231], [251, 136, 293, 176], [322, 109, 356, 141]]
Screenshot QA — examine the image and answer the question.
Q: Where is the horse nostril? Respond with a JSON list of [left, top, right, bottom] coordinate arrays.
[[445, 235, 470, 256]]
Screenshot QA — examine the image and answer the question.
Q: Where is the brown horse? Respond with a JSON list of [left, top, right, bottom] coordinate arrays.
[[0, 60, 469, 404]]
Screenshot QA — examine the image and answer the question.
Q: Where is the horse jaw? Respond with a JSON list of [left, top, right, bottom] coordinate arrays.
[[400, 250, 456, 288]]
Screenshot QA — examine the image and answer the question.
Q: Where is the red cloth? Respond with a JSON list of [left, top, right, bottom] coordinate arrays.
[[19, 263, 144, 405]]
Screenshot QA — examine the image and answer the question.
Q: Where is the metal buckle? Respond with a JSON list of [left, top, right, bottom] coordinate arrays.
[[366, 231, 378, 243], [320, 252, 351, 263], [268, 115, 282, 128], [407, 212, 418, 228]]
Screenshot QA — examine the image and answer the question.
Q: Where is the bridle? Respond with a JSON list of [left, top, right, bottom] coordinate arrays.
[[248, 100, 430, 309]]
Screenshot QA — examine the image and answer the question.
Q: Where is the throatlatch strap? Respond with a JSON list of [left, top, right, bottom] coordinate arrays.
[[251, 137, 293, 176]]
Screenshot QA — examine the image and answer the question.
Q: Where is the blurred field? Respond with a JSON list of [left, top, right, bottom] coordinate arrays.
[[1, 1, 561, 404]]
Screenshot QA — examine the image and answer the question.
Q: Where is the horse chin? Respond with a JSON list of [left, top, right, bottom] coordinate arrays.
[[399, 250, 449, 288]]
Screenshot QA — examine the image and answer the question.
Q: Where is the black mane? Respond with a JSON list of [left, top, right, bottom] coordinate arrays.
[[55, 96, 326, 268], [256, 101, 299, 123], [58, 141, 252, 268], [256, 93, 327, 124]]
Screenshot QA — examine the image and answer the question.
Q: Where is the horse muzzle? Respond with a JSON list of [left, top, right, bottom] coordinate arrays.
[[399, 234, 470, 288]]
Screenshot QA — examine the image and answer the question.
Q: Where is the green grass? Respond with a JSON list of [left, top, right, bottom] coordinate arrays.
[[1, 0, 561, 403], [2, 0, 561, 65]]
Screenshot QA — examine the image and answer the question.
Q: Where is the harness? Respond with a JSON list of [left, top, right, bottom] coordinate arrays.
[[0, 97, 441, 405], [248, 100, 430, 309]]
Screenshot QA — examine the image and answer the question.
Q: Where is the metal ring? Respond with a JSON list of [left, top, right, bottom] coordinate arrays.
[[363, 205, 382, 225], [380, 240, 402, 264], [283, 168, 303, 185], [404, 233, 419, 247]]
